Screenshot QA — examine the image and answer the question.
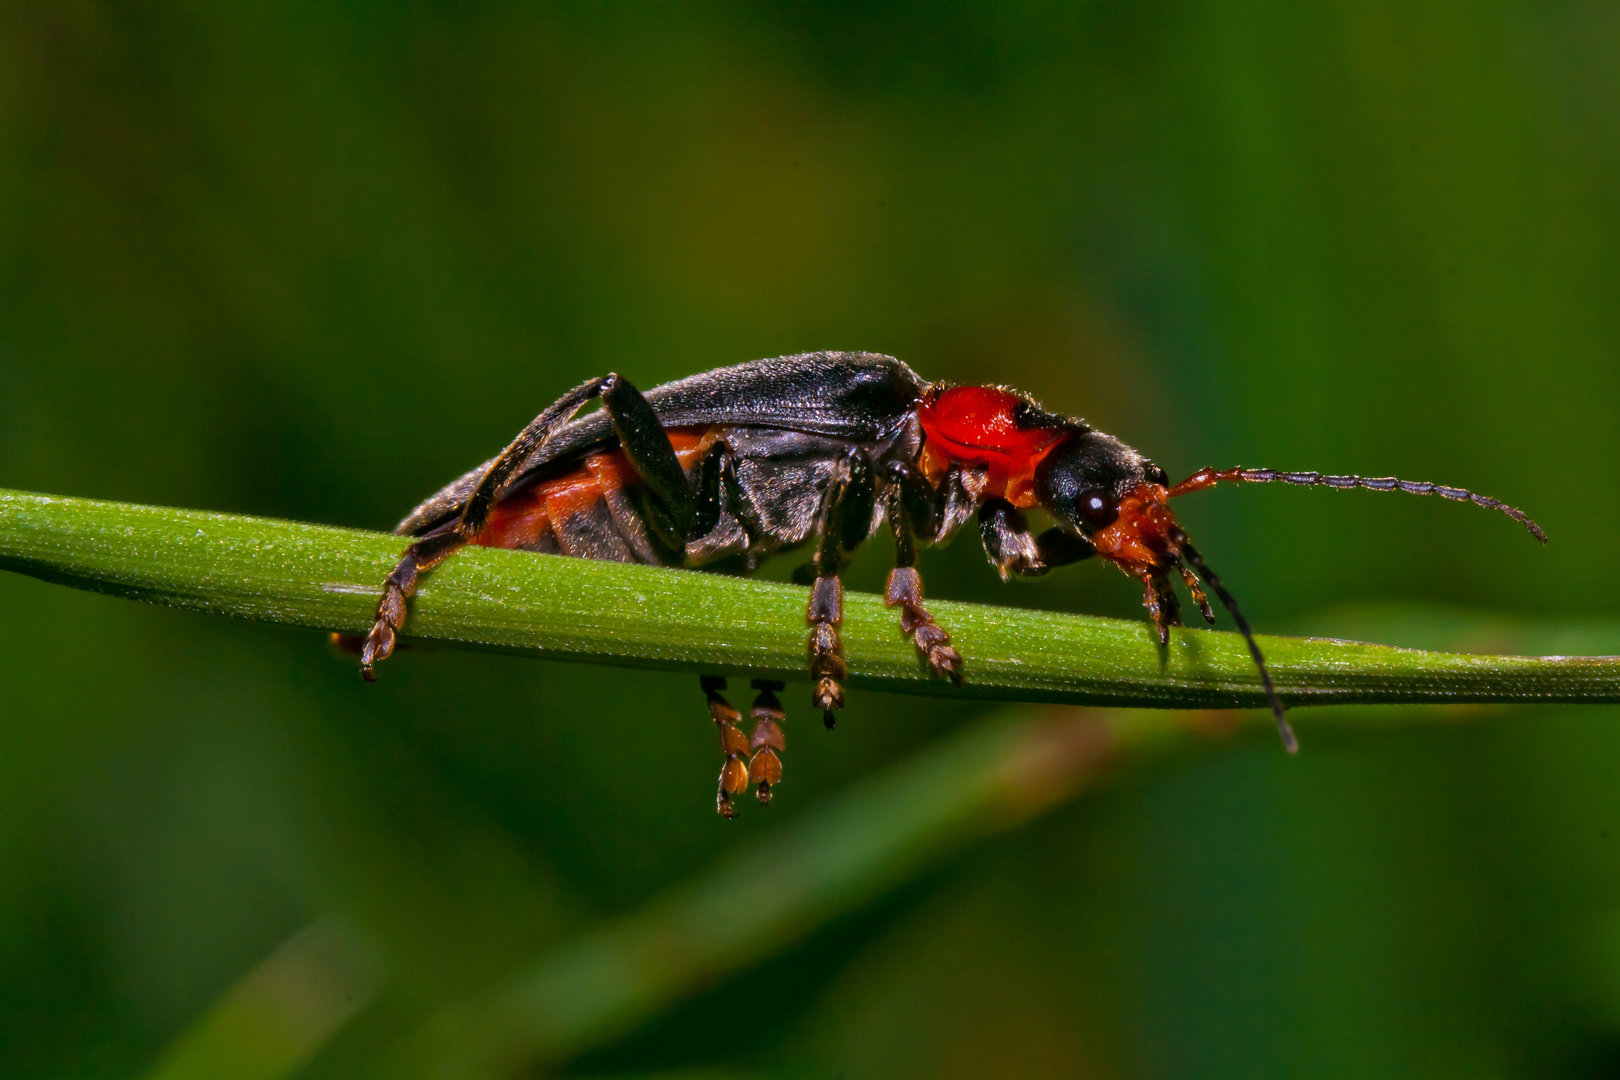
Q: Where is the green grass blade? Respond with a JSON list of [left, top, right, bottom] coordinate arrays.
[[2, 488, 1616, 707]]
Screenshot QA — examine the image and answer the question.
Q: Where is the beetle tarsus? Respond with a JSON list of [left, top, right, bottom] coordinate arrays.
[[362, 530, 463, 679], [1143, 576, 1183, 648], [1178, 564, 1216, 623], [747, 679, 786, 805], [806, 577, 847, 719], [885, 567, 963, 683], [803, 447, 879, 729], [704, 676, 751, 818]]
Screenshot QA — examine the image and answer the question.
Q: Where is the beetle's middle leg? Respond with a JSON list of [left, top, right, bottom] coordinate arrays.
[[806, 448, 877, 730]]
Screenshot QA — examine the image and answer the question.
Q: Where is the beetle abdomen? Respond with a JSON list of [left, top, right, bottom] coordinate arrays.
[[473, 427, 718, 564], [472, 421, 916, 570]]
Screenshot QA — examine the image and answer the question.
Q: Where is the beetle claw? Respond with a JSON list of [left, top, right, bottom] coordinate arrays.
[[702, 676, 790, 816], [885, 567, 964, 685], [747, 680, 786, 807], [806, 575, 848, 728], [704, 676, 751, 818]]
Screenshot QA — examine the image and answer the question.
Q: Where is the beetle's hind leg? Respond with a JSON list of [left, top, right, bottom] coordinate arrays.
[[703, 676, 750, 818], [361, 529, 464, 679], [363, 372, 701, 680], [746, 680, 786, 804], [703, 676, 789, 816], [361, 375, 616, 678]]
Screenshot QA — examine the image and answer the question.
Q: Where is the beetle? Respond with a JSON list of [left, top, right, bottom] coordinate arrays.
[[354, 351, 1545, 817]]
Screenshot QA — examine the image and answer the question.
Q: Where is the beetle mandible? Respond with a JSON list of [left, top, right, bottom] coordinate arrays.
[[352, 351, 1545, 817]]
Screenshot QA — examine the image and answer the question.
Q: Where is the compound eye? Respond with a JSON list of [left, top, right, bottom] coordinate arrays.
[[1076, 488, 1119, 531]]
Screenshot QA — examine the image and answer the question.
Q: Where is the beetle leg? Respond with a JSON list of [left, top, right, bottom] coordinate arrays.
[[978, 499, 1096, 579], [599, 374, 697, 550], [884, 466, 964, 683], [747, 679, 786, 804], [359, 527, 464, 678], [883, 458, 984, 547], [1178, 564, 1216, 624], [1142, 574, 1183, 647], [688, 437, 733, 541], [364, 372, 703, 679], [806, 448, 874, 729], [1142, 580, 1164, 645], [882, 460, 941, 541], [883, 568, 963, 683], [680, 439, 752, 565], [979, 500, 1042, 580], [363, 374, 615, 678], [933, 462, 987, 546], [703, 676, 750, 819], [807, 575, 845, 730], [1034, 527, 1098, 569]]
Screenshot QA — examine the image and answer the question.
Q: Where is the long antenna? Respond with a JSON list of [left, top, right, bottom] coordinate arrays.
[[1170, 528, 1299, 754], [1194, 467, 1546, 542]]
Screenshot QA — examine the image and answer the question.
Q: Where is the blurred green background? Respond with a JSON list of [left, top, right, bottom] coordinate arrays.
[[2, 3, 1618, 1077]]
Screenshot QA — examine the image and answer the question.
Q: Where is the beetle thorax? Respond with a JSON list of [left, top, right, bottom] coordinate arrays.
[[915, 385, 1070, 507]]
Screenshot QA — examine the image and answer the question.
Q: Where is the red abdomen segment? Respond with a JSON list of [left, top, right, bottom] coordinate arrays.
[[473, 426, 716, 555], [916, 385, 1068, 507]]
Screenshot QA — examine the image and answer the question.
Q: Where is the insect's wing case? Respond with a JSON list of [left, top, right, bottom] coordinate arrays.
[[395, 351, 927, 536]]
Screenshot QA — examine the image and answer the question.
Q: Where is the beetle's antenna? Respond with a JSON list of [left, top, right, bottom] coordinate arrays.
[[1169, 529, 1299, 754], [1171, 467, 1545, 542]]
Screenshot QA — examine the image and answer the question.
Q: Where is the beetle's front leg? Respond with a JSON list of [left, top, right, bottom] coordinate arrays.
[[882, 461, 963, 683], [1142, 574, 1184, 647], [978, 498, 1096, 580], [806, 448, 876, 730]]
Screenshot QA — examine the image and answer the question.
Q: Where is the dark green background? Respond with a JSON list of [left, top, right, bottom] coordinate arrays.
[[2, 3, 1618, 1077]]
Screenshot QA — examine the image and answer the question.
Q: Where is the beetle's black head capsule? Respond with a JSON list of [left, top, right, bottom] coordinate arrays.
[[1030, 431, 1300, 752], [1033, 430, 1167, 539]]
